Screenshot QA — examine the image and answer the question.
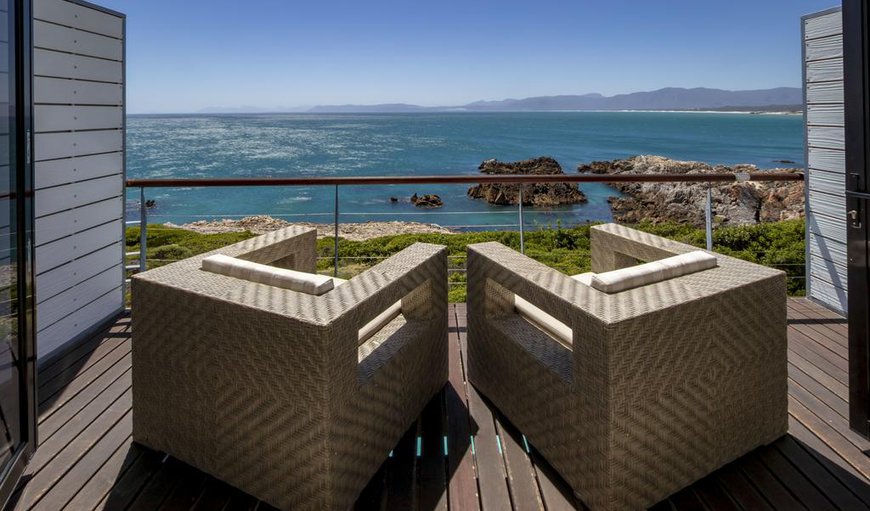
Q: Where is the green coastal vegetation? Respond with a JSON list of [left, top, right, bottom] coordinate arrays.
[[127, 219, 806, 303]]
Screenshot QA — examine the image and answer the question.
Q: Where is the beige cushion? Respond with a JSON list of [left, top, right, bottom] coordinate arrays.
[[514, 272, 593, 346], [591, 251, 716, 294], [334, 278, 403, 343], [201, 254, 335, 295]]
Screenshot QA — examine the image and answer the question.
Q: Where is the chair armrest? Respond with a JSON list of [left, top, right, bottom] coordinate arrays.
[[467, 241, 601, 330], [328, 242, 447, 329]]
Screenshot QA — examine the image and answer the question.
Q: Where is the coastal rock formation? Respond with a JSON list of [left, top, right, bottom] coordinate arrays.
[[468, 157, 587, 206], [578, 155, 804, 226], [411, 193, 444, 208]]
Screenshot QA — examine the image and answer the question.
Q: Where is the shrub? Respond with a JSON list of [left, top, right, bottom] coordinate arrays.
[[130, 219, 806, 302]]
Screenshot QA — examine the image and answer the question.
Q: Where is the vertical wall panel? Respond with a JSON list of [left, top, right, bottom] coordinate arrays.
[[33, 0, 125, 359], [804, 7, 848, 314]]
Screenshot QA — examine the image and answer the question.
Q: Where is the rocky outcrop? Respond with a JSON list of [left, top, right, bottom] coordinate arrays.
[[411, 193, 444, 208], [578, 155, 804, 227], [467, 157, 587, 206]]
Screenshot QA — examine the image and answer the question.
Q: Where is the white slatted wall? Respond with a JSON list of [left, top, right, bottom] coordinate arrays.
[[803, 8, 848, 314], [33, 0, 125, 358]]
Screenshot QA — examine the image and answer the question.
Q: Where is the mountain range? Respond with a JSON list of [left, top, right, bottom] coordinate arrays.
[[305, 87, 802, 114]]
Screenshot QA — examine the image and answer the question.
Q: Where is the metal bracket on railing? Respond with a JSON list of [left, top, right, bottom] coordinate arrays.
[[334, 185, 339, 277], [139, 187, 147, 273], [705, 186, 713, 251], [518, 186, 525, 254]]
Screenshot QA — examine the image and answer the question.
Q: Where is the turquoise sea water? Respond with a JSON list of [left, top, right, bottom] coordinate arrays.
[[126, 112, 805, 229]]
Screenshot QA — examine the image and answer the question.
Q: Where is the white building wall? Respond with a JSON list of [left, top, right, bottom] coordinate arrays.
[[32, 0, 125, 358], [803, 8, 848, 314]]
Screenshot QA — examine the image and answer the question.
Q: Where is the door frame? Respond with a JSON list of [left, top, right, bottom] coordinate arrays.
[[844, 0, 870, 439], [0, 0, 36, 506]]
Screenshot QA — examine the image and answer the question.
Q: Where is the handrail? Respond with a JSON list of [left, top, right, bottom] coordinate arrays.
[[124, 171, 806, 280], [125, 172, 803, 188]]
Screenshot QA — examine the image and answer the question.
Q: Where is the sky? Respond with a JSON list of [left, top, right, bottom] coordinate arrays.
[[95, 0, 839, 114]]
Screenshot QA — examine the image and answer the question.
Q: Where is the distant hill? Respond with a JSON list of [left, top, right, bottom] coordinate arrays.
[[308, 87, 803, 113], [308, 103, 433, 113]]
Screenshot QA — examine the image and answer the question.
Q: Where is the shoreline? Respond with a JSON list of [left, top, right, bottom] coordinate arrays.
[[165, 215, 457, 241]]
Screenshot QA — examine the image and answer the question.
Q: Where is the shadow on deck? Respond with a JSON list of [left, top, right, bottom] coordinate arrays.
[[7, 298, 870, 510]]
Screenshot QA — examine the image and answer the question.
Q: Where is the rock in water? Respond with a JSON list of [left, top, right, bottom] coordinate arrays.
[[468, 157, 587, 206], [578, 155, 804, 227], [411, 193, 444, 208]]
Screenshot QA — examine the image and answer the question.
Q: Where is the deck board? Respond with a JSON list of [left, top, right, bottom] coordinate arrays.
[[8, 298, 870, 510]]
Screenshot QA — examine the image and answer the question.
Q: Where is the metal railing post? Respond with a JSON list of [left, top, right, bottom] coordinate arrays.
[[705, 186, 713, 251], [139, 187, 147, 272], [334, 185, 339, 277], [518, 186, 525, 254]]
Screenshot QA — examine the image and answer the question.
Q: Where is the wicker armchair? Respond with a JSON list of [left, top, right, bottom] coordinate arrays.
[[131, 226, 448, 510], [467, 223, 787, 511]]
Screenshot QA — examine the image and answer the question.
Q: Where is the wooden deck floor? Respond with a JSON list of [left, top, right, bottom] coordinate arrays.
[[7, 298, 870, 510]]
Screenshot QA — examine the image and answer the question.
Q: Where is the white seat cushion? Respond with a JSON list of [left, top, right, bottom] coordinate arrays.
[[333, 278, 403, 344], [590, 251, 717, 294], [201, 254, 335, 295], [513, 272, 593, 346]]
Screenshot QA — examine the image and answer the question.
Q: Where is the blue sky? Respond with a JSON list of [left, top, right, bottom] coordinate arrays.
[[97, 0, 838, 114]]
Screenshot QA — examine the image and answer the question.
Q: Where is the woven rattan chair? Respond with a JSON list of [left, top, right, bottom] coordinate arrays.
[[467, 223, 787, 511], [131, 226, 448, 510]]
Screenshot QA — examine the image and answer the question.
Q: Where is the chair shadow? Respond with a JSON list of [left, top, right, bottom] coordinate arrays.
[[90, 383, 478, 511], [650, 434, 870, 510], [354, 383, 480, 510], [788, 317, 848, 326]]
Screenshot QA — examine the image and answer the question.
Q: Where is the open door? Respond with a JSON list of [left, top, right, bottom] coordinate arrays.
[[0, 0, 36, 505], [844, 0, 870, 439]]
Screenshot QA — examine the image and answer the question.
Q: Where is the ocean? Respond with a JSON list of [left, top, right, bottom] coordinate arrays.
[[126, 111, 805, 229]]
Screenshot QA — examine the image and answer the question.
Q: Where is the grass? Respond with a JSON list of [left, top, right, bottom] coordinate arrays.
[[127, 219, 806, 303]]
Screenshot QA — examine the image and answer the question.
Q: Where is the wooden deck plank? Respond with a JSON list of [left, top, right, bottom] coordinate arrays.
[[187, 478, 237, 511], [39, 363, 131, 441], [789, 397, 870, 480], [28, 377, 130, 475], [125, 457, 191, 511], [96, 448, 165, 511], [156, 465, 208, 511], [690, 476, 740, 510], [788, 311, 849, 355], [774, 436, 869, 510], [30, 414, 133, 511], [736, 455, 807, 510], [383, 425, 418, 510], [789, 330, 849, 377], [528, 447, 582, 511], [415, 396, 448, 511], [713, 464, 775, 511], [757, 443, 837, 510], [62, 438, 141, 511], [788, 301, 849, 342], [788, 350, 848, 401], [38, 347, 131, 422], [466, 384, 512, 510], [789, 362, 849, 420], [494, 416, 544, 511], [38, 331, 127, 395], [37, 315, 129, 381], [446, 306, 481, 511], [15, 393, 132, 509], [789, 379, 870, 453]]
